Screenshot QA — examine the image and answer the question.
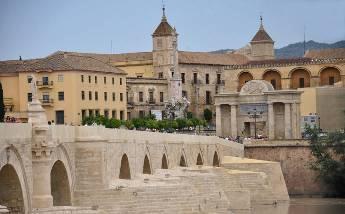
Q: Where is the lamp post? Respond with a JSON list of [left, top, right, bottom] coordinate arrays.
[[247, 108, 263, 139]]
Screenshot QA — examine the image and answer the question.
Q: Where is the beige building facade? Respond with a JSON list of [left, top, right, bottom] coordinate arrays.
[[0, 52, 127, 125]]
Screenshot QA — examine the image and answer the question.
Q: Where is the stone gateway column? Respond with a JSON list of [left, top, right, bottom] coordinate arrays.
[[291, 102, 297, 139], [230, 105, 237, 137], [268, 103, 275, 140], [284, 103, 292, 139], [216, 105, 222, 136]]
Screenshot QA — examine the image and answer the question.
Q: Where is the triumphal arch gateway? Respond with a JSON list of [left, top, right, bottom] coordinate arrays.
[[215, 80, 302, 139]]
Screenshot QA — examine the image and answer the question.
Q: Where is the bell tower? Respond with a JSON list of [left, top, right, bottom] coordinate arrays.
[[152, 6, 181, 99]]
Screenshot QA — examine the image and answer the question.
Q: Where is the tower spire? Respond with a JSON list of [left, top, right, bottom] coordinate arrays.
[[259, 15, 264, 30], [162, 1, 167, 22]]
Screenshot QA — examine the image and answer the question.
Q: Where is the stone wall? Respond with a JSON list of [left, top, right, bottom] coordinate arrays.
[[244, 140, 335, 196]]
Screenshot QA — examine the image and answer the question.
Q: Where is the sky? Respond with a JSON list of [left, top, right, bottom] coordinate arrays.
[[0, 0, 345, 61]]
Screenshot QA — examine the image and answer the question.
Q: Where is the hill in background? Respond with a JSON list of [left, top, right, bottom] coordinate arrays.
[[211, 40, 345, 58]]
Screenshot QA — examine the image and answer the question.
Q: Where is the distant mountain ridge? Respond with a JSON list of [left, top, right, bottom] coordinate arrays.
[[211, 40, 345, 59]]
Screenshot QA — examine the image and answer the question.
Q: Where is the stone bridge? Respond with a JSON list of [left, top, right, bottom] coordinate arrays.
[[0, 123, 289, 214]]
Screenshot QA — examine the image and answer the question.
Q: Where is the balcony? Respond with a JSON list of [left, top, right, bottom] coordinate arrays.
[[191, 79, 202, 86], [39, 99, 54, 106], [148, 98, 156, 104], [216, 80, 225, 85], [36, 81, 54, 89]]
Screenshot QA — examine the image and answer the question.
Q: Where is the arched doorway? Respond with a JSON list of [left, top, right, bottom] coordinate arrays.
[[196, 153, 203, 165], [320, 67, 341, 86], [161, 154, 168, 169], [263, 70, 282, 90], [51, 160, 71, 206], [0, 164, 24, 213], [213, 152, 220, 167], [180, 155, 187, 167], [290, 69, 310, 89], [143, 155, 152, 174], [119, 154, 131, 179], [238, 72, 253, 91]]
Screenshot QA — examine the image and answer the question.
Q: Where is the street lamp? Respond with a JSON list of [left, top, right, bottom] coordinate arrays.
[[247, 108, 263, 139]]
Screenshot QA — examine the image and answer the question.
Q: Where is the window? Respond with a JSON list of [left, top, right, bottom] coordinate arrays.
[[89, 109, 93, 117], [81, 75, 84, 82], [104, 76, 107, 84], [81, 110, 86, 120], [112, 92, 115, 101], [158, 72, 164, 79], [193, 73, 197, 84], [206, 91, 211, 105], [171, 72, 174, 77], [28, 93, 32, 102], [120, 111, 124, 120], [112, 77, 114, 85], [120, 78, 123, 85], [112, 110, 116, 119], [95, 76, 98, 84], [88, 76, 91, 83], [157, 38, 162, 48], [299, 78, 305, 88], [217, 74, 221, 84], [95, 109, 100, 116], [120, 93, 123, 102], [81, 91, 85, 100], [329, 76, 335, 85], [181, 73, 185, 83], [104, 110, 109, 119], [58, 92, 64, 101], [89, 91, 92, 100], [95, 91, 98, 101], [160, 92, 164, 102], [139, 92, 143, 102], [271, 79, 276, 89], [58, 74, 64, 82], [42, 93, 49, 102], [139, 110, 145, 118], [182, 90, 187, 98], [27, 76, 32, 83], [42, 76, 49, 85], [104, 92, 108, 101], [127, 112, 131, 120], [206, 74, 209, 84], [149, 91, 154, 102]]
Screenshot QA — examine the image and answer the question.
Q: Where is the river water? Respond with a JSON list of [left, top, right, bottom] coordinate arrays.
[[250, 198, 345, 214]]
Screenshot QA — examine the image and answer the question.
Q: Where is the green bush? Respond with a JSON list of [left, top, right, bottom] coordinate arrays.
[[203, 108, 213, 122], [176, 118, 187, 129]]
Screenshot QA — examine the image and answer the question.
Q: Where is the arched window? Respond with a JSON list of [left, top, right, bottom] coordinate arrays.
[[0, 164, 25, 213], [290, 69, 310, 89], [119, 154, 131, 179], [143, 155, 152, 174], [320, 67, 341, 86], [213, 152, 220, 167], [263, 70, 282, 90], [162, 154, 168, 169], [196, 153, 203, 165], [238, 72, 253, 91], [51, 160, 71, 206]]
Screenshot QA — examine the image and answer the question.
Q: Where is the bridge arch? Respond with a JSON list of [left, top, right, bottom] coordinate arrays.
[[0, 146, 30, 213], [50, 160, 72, 206], [196, 153, 203, 166], [161, 153, 168, 169], [143, 155, 152, 174], [119, 154, 131, 179]]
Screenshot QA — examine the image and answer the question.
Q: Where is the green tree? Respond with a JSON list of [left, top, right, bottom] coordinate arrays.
[[203, 108, 212, 122], [0, 82, 4, 122], [306, 126, 345, 196]]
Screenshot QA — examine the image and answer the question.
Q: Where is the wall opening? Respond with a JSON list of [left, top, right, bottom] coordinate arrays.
[[119, 154, 131, 179], [51, 160, 71, 206], [320, 67, 341, 86], [180, 155, 187, 167], [196, 153, 203, 165], [0, 164, 25, 213], [213, 152, 220, 167], [290, 69, 310, 89], [143, 155, 152, 174], [238, 72, 253, 91], [162, 154, 168, 169]]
